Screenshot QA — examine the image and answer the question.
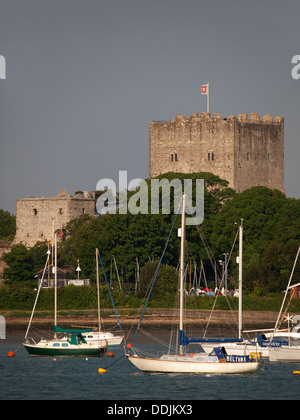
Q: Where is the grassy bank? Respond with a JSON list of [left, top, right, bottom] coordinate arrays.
[[0, 285, 300, 313]]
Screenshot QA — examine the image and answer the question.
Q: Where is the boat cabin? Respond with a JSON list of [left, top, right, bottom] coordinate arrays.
[[36, 265, 67, 288]]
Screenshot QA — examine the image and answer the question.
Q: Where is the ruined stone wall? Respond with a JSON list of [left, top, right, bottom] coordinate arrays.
[[14, 189, 95, 247], [149, 112, 285, 194]]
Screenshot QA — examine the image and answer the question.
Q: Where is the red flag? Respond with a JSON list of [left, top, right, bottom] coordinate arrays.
[[201, 84, 208, 95]]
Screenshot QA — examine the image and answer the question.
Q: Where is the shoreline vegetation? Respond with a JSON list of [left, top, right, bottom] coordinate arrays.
[[1, 177, 299, 299], [1, 285, 300, 333], [1, 308, 290, 333]]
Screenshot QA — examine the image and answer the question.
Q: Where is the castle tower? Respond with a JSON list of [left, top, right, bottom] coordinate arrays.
[[14, 189, 95, 247], [149, 112, 285, 193]]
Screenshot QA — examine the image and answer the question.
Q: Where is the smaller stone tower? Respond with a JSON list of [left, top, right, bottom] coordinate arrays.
[[14, 189, 95, 247]]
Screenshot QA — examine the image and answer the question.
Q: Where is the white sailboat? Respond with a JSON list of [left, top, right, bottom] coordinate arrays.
[[82, 330, 123, 347], [268, 317, 300, 362], [81, 248, 123, 347], [126, 195, 260, 374], [202, 243, 300, 359], [23, 235, 107, 357], [269, 344, 300, 362], [201, 221, 264, 358], [268, 245, 300, 362]]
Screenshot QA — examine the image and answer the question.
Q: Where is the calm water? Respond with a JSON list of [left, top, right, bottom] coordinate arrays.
[[0, 330, 299, 401]]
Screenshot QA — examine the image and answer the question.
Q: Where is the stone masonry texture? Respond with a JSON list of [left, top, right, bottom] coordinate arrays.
[[149, 112, 285, 194], [14, 189, 95, 247]]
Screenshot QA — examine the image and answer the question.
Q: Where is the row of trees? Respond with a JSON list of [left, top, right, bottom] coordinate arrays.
[[1, 172, 299, 296]]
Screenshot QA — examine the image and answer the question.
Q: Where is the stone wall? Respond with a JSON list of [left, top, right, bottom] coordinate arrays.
[[149, 112, 285, 194], [14, 189, 95, 247], [233, 113, 284, 193]]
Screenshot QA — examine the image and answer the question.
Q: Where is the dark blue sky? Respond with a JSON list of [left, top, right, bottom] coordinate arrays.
[[0, 0, 299, 213]]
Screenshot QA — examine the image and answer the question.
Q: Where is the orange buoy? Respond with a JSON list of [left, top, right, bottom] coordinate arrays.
[[7, 351, 15, 357], [126, 343, 132, 348], [107, 352, 114, 357]]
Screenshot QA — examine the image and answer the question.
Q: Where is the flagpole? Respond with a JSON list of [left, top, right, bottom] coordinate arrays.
[[201, 82, 210, 113], [207, 82, 209, 113]]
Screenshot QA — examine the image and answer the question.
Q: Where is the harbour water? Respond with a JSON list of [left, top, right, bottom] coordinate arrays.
[[0, 330, 299, 401]]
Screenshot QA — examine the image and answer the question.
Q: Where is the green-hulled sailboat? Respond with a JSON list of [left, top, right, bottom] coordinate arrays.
[[24, 326, 107, 357], [23, 234, 107, 357]]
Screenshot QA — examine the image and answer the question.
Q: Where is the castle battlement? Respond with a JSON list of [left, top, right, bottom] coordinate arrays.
[[158, 112, 284, 124], [149, 111, 285, 194]]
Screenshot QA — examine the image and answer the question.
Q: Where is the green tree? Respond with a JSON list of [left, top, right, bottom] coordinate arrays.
[[0, 209, 16, 239], [210, 187, 288, 270], [2, 244, 35, 284], [4, 173, 298, 296], [273, 198, 300, 243], [244, 240, 300, 294], [2, 242, 49, 285], [137, 260, 178, 301], [57, 172, 232, 286]]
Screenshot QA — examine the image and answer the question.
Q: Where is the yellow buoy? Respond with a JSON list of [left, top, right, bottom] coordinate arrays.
[[293, 371, 300, 375], [98, 368, 107, 374]]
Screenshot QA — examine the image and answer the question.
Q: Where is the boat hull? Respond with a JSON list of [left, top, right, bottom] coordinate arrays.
[[269, 347, 300, 362], [201, 343, 269, 358], [106, 338, 123, 348], [23, 343, 106, 357], [82, 332, 123, 348], [127, 355, 259, 374], [201, 331, 300, 358]]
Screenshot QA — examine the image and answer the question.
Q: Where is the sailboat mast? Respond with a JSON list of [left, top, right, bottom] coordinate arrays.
[[179, 194, 186, 356], [54, 233, 57, 338], [96, 248, 101, 332], [238, 219, 243, 339], [273, 245, 300, 334], [25, 249, 51, 341]]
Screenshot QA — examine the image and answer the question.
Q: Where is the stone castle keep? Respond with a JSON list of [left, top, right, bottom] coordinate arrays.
[[149, 112, 285, 194], [14, 189, 95, 247]]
